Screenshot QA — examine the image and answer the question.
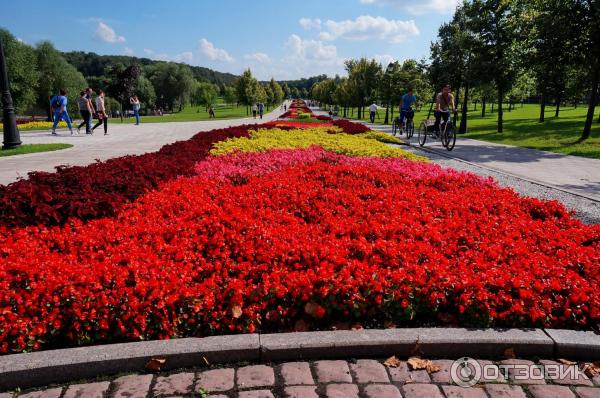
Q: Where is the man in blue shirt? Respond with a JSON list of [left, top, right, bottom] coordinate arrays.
[[399, 88, 417, 126], [50, 89, 74, 135]]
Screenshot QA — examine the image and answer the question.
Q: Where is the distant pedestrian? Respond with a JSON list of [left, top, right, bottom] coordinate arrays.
[[130, 96, 141, 125], [284, 104, 287, 111], [92, 90, 108, 135], [208, 105, 216, 118], [252, 103, 258, 119], [258, 102, 264, 119], [50, 89, 74, 135], [76, 91, 92, 134], [369, 102, 378, 123]]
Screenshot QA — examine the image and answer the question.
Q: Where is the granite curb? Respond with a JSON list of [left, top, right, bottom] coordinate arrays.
[[1, 328, 598, 390]]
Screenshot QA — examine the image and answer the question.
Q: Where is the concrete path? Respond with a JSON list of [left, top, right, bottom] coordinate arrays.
[[362, 121, 600, 202], [3, 357, 598, 397], [0, 103, 289, 185]]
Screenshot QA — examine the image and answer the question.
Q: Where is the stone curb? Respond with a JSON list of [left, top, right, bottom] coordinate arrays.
[[1, 328, 598, 391]]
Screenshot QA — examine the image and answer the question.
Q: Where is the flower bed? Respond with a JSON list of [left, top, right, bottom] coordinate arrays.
[[0, 146, 598, 353], [0, 120, 598, 355]]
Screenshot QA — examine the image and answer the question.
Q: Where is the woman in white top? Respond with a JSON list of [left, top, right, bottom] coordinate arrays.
[[251, 103, 258, 119], [91, 90, 108, 135]]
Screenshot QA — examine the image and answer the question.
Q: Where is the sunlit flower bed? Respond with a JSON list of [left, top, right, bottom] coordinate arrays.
[[0, 120, 67, 130], [0, 121, 598, 354]]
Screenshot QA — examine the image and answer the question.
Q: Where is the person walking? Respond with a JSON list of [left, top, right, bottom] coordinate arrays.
[[76, 91, 92, 134], [50, 89, 74, 135], [251, 103, 258, 119], [369, 101, 378, 123], [91, 90, 109, 135], [208, 105, 216, 118], [258, 102, 264, 119], [130, 95, 141, 125]]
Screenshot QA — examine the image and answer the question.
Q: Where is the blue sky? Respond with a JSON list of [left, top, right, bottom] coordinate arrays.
[[3, 0, 459, 80]]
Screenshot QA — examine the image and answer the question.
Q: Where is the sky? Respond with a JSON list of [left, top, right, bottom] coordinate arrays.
[[2, 0, 460, 80]]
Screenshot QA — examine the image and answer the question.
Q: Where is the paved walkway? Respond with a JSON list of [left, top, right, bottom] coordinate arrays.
[[2, 357, 598, 397], [362, 121, 600, 201], [0, 103, 288, 185]]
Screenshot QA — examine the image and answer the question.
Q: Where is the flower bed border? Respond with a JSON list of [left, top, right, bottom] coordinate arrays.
[[1, 328, 598, 391]]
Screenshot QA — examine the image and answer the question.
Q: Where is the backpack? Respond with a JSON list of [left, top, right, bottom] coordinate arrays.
[[51, 96, 62, 110]]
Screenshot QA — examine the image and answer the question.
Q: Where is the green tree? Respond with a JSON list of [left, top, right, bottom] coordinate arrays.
[[35, 41, 87, 119], [236, 69, 258, 114], [465, 0, 523, 132], [345, 58, 382, 119], [135, 75, 156, 110], [268, 78, 284, 107], [223, 85, 237, 108], [0, 29, 38, 115], [147, 62, 193, 111], [107, 64, 141, 120]]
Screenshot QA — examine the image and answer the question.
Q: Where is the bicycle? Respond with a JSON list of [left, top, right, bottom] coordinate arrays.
[[392, 110, 415, 138], [418, 111, 456, 151]]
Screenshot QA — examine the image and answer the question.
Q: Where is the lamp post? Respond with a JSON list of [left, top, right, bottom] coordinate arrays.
[[0, 35, 21, 150], [384, 62, 394, 125], [0, 37, 21, 149]]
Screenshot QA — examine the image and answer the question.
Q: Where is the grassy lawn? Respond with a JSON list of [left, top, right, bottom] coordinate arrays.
[[111, 100, 280, 124], [0, 143, 73, 157], [340, 104, 600, 159]]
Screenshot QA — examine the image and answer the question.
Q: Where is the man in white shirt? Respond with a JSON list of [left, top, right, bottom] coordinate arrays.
[[369, 102, 378, 123]]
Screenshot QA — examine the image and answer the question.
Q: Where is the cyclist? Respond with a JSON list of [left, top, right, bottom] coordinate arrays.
[[399, 88, 417, 128], [434, 84, 455, 132]]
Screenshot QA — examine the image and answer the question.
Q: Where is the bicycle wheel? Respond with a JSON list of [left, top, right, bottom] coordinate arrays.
[[440, 123, 448, 148], [407, 119, 414, 139], [445, 122, 456, 151], [418, 122, 427, 146]]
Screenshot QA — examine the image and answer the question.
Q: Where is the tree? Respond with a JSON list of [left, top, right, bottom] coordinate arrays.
[[345, 58, 382, 119], [0, 29, 38, 115], [223, 85, 237, 108], [107, 64, 140, 120], [147, 62, 193, 111], [135, 75, 156, 110], [268, 78, 284, 107], [579, 0, 600, 140], [465, 0, 523, 133], [236, 69, 258, 114], [34, 41, 86, 119]]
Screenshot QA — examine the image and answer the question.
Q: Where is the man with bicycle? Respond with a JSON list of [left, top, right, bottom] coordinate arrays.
[[399, 88, 417, 128], [434, 84, 455, 132]]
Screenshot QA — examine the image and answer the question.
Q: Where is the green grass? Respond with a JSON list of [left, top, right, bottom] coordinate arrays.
[[341, 104, 600, 159], [0, 143, 73, 157], [112, 100, 280, 124]]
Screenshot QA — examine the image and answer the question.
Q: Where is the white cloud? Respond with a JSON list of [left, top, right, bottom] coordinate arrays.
[[174, 51, 194, 63], [198, 38, 234, 63], [299, 17, 322, 30], [359, 0, 461, 15], [318, 15, 419, 43], [95, 22, 125, 43], [244, 52, 271, 63], [285, 34, 338, 63], [122, 47, 134, 56]]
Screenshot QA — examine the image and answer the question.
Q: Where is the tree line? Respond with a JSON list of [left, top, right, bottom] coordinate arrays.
[[310, 0, 599, 141], [0, 28, 288, 120]]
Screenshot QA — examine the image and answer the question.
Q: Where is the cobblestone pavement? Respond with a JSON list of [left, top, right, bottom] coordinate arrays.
[[2, 357, 599, 398]]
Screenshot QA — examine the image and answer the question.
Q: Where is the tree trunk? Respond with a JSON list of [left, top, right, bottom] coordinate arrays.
[[482, 97, 486, 117], [555, 94, 561, 118], [120, 101, 124, 122], [384, 101, 389, 125], [474, 101, 477, 111], [343, 106, 347, 118], [390, 104, 394, 121], [491, 102, 494, 113], [459, 82, 469, 134], [426, 92, 437, 119], [497, 89, 504, 133], [539, 93, 546, 122], [582, 67, 599, 140]]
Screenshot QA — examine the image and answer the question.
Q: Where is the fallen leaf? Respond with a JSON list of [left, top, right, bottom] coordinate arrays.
[[503, 348, 516, 359], [231, 305, 243, 319], [558, 358, 577, 366], [202, 356, 210, 366], [583, 361, 600, 378], [383, 320, 397, 329], [384, 356, 401, 367], [145, 357, 167, 372], [407, 356, 441, 374]]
